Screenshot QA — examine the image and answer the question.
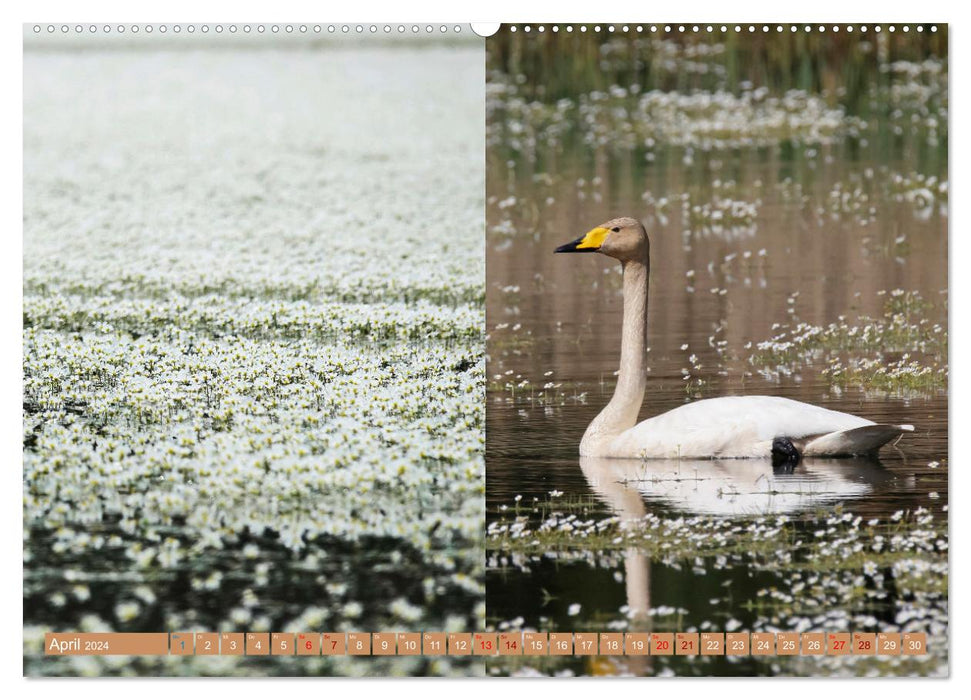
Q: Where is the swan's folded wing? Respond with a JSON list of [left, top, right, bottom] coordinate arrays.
[[802, 424, 915, 457], [609, 396, 876, 459]]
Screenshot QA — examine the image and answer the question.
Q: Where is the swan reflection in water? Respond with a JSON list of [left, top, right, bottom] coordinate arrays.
[[576, 455, 890, 676], [580, 455, 892, 518]]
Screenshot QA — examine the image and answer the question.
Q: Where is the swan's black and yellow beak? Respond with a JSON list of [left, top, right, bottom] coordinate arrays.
[[555, 226, 609, 253]]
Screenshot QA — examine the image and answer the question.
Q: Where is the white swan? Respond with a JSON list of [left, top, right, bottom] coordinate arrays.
[[555, 217, 914, 461]]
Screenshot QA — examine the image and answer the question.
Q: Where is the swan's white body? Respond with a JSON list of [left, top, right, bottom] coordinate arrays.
[[597, 395, 875, 459], [557, 217, 913, 460]]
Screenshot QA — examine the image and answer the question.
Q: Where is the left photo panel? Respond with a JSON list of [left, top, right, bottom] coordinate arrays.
[[23, 25, 486, 676]]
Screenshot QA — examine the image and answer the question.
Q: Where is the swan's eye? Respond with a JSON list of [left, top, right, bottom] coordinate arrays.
[[611, 227, 620, 232]]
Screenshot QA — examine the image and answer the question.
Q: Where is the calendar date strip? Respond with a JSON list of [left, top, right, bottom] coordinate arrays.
[[44, 631, 927, 657]]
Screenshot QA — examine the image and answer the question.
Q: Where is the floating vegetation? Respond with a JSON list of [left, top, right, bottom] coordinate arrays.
[[489, 77, 848, 156], [597, 37, 729, 79], [775, 167, 949, 226], [24, 44, 486, 676], [823, 357, 943, 395], [879, 58, 948, 144], [887, 172, 948, 218], [488, 496, 945, 569], [487, 498, 947, 677], [23, 294, 480, 344], [748, 291, 947, 396], [488, 31, 948, 162], [822, 181, 874, 222], [487, 367, 588, 410], [680, 193, 759, 238]]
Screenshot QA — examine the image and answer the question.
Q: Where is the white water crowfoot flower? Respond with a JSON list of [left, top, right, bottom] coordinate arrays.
[[488, 502, 947, 675], [749, 290, 946, 396], [490, 75, 848, 155]]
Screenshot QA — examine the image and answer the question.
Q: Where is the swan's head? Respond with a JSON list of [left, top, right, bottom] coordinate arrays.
[[554, 216, 648, 261]]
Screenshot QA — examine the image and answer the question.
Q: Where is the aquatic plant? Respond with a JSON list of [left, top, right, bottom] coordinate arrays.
[[748, 291, 947, 396], [680, 192, 759, 237], [488, 500, 947, 677], [489, 76, 849, 156], [24, 43, 486, 677]]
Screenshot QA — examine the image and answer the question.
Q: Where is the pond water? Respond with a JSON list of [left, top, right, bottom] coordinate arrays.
[[487, 152, 948, 515], [485, 30, 947, 677]]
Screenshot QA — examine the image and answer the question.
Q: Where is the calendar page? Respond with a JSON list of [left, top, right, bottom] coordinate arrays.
[[21, 18, 948, 680]]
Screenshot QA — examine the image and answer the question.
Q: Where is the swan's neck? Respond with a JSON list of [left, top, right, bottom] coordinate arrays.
[[581, 255, 649, 454]]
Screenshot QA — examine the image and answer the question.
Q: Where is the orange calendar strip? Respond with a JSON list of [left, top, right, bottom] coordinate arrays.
[[42, 631, 929, 657]]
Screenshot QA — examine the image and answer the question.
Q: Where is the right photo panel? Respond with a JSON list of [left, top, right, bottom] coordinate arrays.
[[485, 24, 947, 677]]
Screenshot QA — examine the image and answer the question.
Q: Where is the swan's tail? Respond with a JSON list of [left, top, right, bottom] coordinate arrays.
[[802, 424, 915, 457]]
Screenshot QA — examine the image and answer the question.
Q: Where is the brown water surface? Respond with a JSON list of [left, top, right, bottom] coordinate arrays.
[[488, 150, 947, 510]]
